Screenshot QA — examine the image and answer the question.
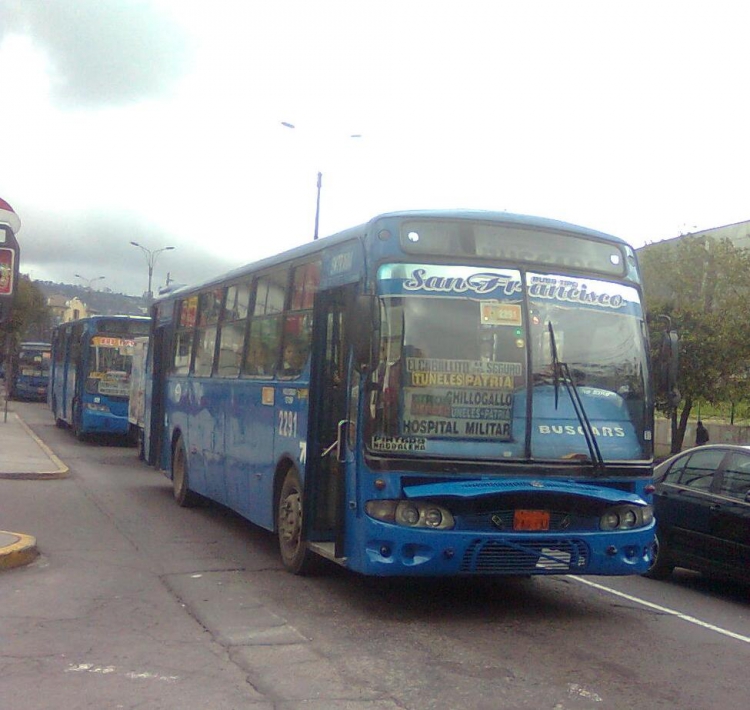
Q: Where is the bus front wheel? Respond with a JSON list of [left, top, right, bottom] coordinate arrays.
[[172, 435, 199, 508], [277, 468, 319, 575], [72, 401, 86, 441], [643, 531, 674, 580]]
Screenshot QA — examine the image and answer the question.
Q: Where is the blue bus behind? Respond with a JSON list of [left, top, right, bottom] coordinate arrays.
[[50, 315, 150, 439], [8, 341, 51, 401], [145, 210, 658, 577]]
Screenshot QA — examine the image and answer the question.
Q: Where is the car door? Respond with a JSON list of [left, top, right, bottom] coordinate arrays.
[[656, 448, 728, 569], [710, 450, 750, 582]]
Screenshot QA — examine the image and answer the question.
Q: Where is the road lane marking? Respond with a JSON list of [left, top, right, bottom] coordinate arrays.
[[570, 576, 750, 645]]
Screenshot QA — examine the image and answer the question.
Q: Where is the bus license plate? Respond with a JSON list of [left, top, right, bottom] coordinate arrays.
[[513, 510, 550, 531]]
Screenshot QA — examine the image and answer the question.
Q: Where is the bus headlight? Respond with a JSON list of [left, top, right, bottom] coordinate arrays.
[[599, 505, 653, 531], [85, 402, 111, 413], [365, 500, 455, 530]]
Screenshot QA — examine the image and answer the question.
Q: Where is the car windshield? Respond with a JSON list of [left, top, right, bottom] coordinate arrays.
[[366, 264, 650, 465]]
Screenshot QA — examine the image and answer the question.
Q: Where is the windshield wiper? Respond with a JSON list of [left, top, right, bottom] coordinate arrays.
[[547, 322, 606, 474]]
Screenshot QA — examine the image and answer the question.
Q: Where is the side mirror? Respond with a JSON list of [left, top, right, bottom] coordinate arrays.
[[348, 295, 376, 371]]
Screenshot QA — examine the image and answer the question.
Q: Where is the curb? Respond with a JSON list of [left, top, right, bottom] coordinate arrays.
[[0, 413, 69, 480], [0, 531, 39, 570]]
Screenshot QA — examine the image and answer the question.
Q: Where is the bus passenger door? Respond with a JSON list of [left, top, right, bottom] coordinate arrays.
[[306, 285, 354, 558], [147, 324, 170, 467]]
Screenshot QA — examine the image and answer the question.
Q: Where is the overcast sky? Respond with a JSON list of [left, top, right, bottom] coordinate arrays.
[[1, 0, 748, 296]]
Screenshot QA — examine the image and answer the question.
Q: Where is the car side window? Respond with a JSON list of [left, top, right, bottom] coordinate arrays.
[[717, 452, 750, 501], [677, 449, 725, 491], [663, 456, 688, 483]]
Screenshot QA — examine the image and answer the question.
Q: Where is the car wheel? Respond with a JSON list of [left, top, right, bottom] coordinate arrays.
[[643, 531, 674, 580]]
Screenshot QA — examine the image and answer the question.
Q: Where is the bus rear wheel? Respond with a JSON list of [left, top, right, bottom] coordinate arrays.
[[172, 434, 199, 507], [277, 468, 319, 575]]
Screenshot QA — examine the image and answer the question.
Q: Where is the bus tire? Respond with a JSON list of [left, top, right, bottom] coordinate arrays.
[[643, 531, 674, 580], [136, 428, 145, 461], [72, 401, 86, 441], [52, 397, 65, 428], [277, 467, 320, 575], [172, 434, 199, 507]]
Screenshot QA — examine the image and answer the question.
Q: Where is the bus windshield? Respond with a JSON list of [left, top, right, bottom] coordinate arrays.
[[367, 264, 649, 465], [18, 347, 51, 376], [85, 336, 136, 398]]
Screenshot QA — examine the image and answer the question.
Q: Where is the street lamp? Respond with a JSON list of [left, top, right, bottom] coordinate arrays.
[[280, 122, 362, 240], [75, 274, 105, 290], [130, 242, 175, 302]]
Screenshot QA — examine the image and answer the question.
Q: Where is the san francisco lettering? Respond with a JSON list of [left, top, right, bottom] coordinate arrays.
[[401, 268, 626, 309]]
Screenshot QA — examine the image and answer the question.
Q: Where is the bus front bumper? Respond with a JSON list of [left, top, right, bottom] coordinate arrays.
[[81, 408, 130, 435], [354, 520, 655, 577]]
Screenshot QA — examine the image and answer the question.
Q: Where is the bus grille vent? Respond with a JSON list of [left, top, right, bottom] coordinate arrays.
[[460, 538, 590, 574]]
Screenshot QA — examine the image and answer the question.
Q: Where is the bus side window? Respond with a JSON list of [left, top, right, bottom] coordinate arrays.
[[216, 280, 252, 377], [244, 318, 281, 377], [173, 296, 197, 375], [193, 288, 224, 377], [279, 312, 312, 378]]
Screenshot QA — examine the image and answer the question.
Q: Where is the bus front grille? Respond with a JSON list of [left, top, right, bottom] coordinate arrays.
[[460, 538, 590, 574]]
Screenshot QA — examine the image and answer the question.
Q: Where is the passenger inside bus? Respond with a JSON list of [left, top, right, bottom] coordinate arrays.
[[245, 340, 273, 376], [280, 340, 306, 377]]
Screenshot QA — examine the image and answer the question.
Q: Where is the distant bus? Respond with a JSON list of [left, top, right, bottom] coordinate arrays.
[[145, 210, 658, 577], [50, 315, 151, 439], [7, 341, 51, 401]]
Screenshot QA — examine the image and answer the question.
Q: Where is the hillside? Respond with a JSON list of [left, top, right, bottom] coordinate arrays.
[[35, 281, 146, 317]]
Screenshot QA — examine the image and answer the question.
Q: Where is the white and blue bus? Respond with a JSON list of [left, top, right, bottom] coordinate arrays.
[[50, 315, 150, 439], [145, 210, 659, 577]]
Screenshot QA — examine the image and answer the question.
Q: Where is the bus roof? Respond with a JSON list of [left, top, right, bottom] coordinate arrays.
[[55, 315, 150, 327], [156, 209, 629, 302]]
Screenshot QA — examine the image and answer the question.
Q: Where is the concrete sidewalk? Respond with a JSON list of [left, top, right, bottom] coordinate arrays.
[[0, 405, 69, 570]]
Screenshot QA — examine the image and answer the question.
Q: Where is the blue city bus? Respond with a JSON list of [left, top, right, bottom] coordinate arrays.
[[50, 315, 151, 439], [145, 210, 659, 577], [8, 341, 51, 401]]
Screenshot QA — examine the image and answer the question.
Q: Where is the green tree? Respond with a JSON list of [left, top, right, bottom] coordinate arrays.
[[641, 237, 750, 452], [0, 276, 52, 354]]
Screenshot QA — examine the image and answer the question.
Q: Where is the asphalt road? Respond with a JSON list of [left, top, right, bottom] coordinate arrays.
[[1, 401, 748, 710]]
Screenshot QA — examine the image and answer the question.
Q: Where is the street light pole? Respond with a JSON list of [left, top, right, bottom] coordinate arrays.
[[281, 122, 361, 241], [130, 242, 175, 303], [314, 171, 322, 240]]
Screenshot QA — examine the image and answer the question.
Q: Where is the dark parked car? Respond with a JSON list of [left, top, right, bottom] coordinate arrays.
[[646, 444, 750, 583]]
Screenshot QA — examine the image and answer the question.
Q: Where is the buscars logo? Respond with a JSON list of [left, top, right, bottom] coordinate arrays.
[[538, 424, 626, 437]]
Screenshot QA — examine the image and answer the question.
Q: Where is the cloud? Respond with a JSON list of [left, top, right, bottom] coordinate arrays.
[[16, 207, 239, 295], [1, 0, 192, 107]]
